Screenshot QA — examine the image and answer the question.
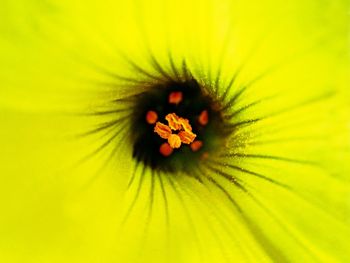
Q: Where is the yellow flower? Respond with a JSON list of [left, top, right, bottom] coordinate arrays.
[[0, 0, 349, 262]]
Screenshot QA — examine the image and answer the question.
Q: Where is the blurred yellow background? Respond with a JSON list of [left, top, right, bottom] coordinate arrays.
[[0, 0, 349, 262]]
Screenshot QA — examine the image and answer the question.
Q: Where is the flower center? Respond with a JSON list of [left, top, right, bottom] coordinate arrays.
[[130, 78, 226, 173]]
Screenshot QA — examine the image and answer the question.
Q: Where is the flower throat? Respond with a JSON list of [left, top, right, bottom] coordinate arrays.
[[130, 78, 227, 173]]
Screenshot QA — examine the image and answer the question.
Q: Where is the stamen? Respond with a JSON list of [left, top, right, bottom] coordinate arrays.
[[159, 142, 173, 156], [165, 113, 182, 130], [166, 113, 193, 132], [190, 140, 203, 152], [179, 118, 192, 132], [198, 110, 209, 126], [154, 122, 172, 139], [146, 110, 158, 124], [168, 91, 183, 105], [178, 131, 196, 144], [168, 134, 182, 148]]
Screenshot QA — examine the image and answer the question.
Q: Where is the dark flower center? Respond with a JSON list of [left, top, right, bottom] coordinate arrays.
[[131, 78, 226, 173]]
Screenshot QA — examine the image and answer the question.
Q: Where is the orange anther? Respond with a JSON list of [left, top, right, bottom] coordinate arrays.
[[154, 122, 172, 139], [178, 130, 196, 144], [179, 117, 192, 132], [165, 113, 182, 130], [146, 110, 158, 124], [198, 110, 209, 126], [168, 134, 182, 148], [159, 142, 173, 156], [190, 140, 203, 152], [168, 91, 183, 105], [166, 113, 193, 132]]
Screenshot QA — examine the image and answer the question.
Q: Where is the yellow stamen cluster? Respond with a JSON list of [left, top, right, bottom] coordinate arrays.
[[154, 113, 197, 149]]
